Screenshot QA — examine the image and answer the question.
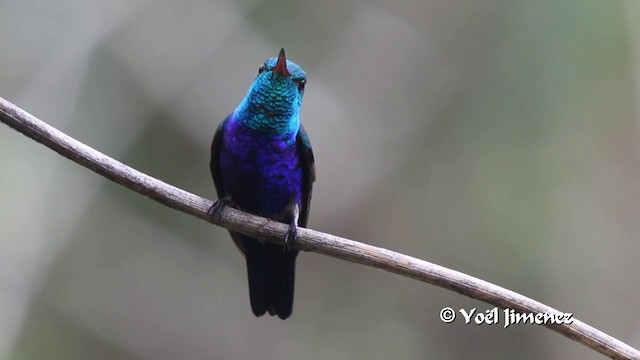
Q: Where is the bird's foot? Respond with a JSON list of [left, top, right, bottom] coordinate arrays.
[[283, 220, 298, 249], [208, 199, 227, 222]]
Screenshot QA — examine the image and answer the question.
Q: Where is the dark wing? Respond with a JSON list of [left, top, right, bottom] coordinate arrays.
[[211, 116, 249, 256], [296, 124, 316, 227], [210, 116, 230, 200]]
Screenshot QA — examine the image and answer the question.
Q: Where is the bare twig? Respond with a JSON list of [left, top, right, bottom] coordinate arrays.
[[1, 96, 638, 359]]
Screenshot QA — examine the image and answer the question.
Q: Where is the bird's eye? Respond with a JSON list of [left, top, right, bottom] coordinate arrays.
[[258, 64, 267, 74], [296, 78, 306, 92]]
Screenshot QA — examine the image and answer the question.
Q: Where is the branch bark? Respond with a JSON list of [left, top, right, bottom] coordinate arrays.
[[1, 96, 638, 359]]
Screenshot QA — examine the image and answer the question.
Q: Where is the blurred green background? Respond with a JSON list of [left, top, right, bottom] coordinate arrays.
[[2, 1, 640, 359]]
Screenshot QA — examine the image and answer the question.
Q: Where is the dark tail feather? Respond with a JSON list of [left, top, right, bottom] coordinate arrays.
[[270, 246, 297, 319], [238, 234, 299, 319], [244, 239, 271, 317]]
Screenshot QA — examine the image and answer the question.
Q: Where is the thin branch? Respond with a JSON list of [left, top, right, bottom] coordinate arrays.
[[1, 96, 637, 360]]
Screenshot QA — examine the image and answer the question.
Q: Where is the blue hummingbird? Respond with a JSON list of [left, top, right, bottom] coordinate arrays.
[[209, 49, 315, 319]]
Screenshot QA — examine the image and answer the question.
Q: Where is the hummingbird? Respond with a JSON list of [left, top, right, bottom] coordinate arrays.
[[209, 49, 315, 319]]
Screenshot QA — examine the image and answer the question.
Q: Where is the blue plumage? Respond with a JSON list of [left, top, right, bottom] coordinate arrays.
[[210, 49, 315, 319]]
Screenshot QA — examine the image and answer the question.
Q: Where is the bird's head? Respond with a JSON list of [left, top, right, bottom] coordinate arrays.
[[242, 49, 307, 123]]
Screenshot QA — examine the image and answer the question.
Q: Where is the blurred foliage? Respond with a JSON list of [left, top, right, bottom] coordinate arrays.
[[1, 0, 640, 359]]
